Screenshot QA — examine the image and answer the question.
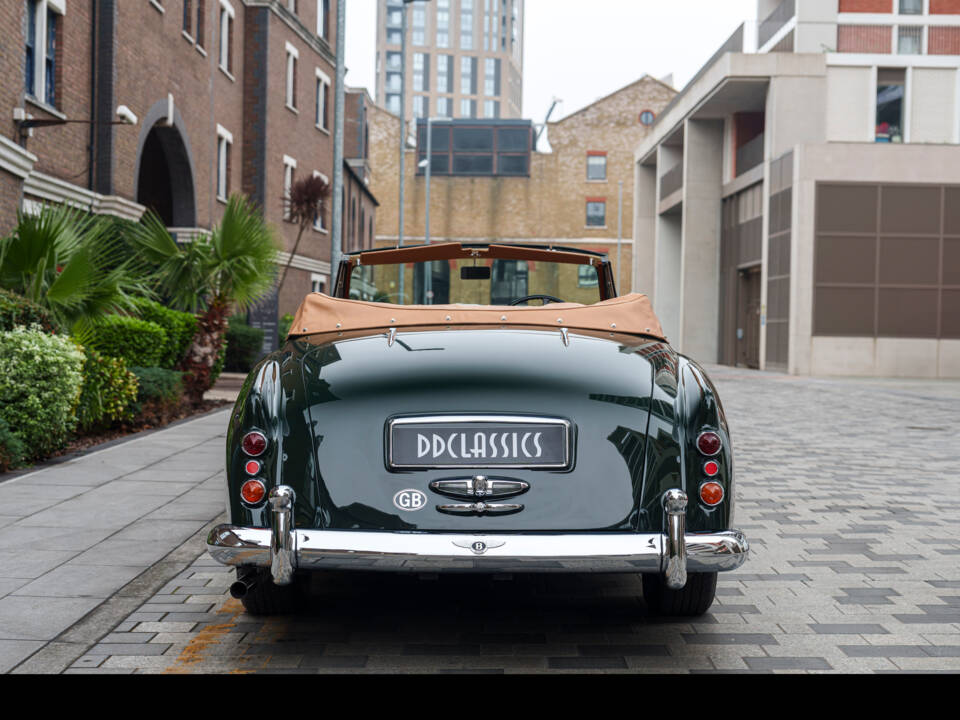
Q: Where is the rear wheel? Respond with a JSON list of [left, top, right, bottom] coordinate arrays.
[[642, 572, 717, 616], [234, 568, 306, 616]]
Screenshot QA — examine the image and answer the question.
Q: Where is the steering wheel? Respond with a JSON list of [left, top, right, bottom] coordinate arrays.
[[509, 294, 566, 306]]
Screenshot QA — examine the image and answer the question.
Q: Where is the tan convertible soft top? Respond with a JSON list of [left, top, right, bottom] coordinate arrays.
[[288, 293, 666, 341]]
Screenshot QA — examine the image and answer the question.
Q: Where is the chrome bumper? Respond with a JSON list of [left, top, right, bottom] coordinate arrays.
[[207, 488, 748, 587]]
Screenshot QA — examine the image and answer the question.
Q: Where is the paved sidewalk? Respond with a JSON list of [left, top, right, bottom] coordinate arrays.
[[0, 409, 231, 673]]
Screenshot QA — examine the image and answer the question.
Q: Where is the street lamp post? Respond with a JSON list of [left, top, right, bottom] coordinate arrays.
[[617, 180, 624, 293], [330, 0, 347, 279]]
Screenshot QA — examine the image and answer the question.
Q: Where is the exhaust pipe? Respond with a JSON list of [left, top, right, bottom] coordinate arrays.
[[229, 576, 258, 599]]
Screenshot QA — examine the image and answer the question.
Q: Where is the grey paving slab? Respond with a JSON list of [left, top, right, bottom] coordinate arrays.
[[11, 563, 146, 599], [0, 595, 102, 640], [0, 549, 79, 580], [0, 640, 45, 673]]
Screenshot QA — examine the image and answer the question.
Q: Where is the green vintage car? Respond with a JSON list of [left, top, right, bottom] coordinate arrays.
[[206, 242, 748, 615]]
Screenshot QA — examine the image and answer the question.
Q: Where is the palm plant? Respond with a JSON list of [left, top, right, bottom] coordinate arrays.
[[129, 194, 280, 403], [278, 174, 331, 293], [0, 205, 151, 336]]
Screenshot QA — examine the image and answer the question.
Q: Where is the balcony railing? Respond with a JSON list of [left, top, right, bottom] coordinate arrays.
[[660, 163, 683, 199], [736, 133, 764, 177], [758, 0, 795, 48]]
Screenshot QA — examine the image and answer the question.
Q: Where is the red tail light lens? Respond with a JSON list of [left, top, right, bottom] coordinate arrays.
[[703, 459, 720, 477], [696, 431, 721, 456], [241, 431, 267, 457], [700, 481, 724, 506], [244, 460, 261, 475], [240, 479, 266, 505]]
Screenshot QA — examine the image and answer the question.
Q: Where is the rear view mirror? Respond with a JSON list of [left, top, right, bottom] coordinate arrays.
[[461, 266, 491, 280]]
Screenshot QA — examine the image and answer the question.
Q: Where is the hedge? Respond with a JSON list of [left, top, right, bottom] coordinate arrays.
[[76, 348, 139, 432], [0, 326, 85, 460], [133, 298, 197, 370], [130, 366, 183, 406], [225, 319, 264, 373], [86, 315, 168, 368], [0, 417, 26, 473], [0, 288, 60, 334]]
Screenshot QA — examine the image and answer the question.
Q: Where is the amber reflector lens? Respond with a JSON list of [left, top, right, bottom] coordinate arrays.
[[700, 482, 724, 506], [703, 460, 720, 477], [245, 460, 261, 475], [241, 480, 266, 505], [697, 431, 721, 456], [242, 431, 267, 457]]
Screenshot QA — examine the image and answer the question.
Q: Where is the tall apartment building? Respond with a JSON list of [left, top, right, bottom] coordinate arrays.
[[374, 0, 524, 122], [634, 0, 960, 379], [0, 1, 380, 351]]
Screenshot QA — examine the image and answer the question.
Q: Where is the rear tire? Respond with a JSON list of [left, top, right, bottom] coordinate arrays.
[[236, 569, 305, 616], [642, 571, 717, 616]]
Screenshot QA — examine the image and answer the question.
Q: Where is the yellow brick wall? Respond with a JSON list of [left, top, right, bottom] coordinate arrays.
[[368, 76, 675, 295]]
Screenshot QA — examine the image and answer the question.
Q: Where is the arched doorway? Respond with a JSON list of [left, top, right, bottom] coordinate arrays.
[[136, 123, 196, 227]]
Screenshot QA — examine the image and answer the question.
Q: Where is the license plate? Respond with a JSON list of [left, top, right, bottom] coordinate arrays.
[[388, 415, 572, 470]]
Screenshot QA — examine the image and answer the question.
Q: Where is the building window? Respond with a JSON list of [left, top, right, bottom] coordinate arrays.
[[387, 72, 402, 92], [586, 200, 606, 227], [312, 171, 329, 231], [288, 0, 297, 15], [460, 98, 475, 118], [387, 94, 401, 114], [315, 69, 330, 130], [183, 0, 193, 35], [387, 29, 402, 44], [639, 110, 656, 126], [876, 69, 905, 143], [484, 57, 497, 96], [218, 1, 234, 75], [461, 56, 474, 95], [25, 0, 63, 108], [387, 51, 402, 70], [578, 265, 599, 288], [413, 53, 427, 92], [437, 55, 452, 93], [417, 122, 532, 177], [412, 5, 426, 46], [587, 153, 607, 181], [310, 273, 328, 293], [196, 0, 206, 50], [461, 0, 474, 50], [286, 43, 299, 110], [216, 125, 233, 201], [283, 156, 297, 221], [317, 0, 329, 39], [898, 25, 923, 54], [437, 0, 450, 47], [413, 95, 428, 118], [899, 0, 923, 14], [483, 100, 499, 118], [437, 97, 451, 117], [387, 8, 402, 28]]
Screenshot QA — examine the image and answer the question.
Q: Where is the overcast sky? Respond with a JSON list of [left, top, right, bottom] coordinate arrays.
[[344, 0, 757, 122]]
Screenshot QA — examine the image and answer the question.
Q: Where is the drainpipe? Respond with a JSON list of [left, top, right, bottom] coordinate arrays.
[[88, 0, 98, 191]]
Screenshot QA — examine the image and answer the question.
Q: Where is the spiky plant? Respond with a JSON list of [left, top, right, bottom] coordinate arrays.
[[278, 174, 331, 293], [128, 195, 280, 403]]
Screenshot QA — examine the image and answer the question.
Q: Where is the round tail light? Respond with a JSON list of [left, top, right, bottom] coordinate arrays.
[[696, 431, 722, 456], [241, 431, 267, 457], [244, 460, 261, 475], [240, 479, 267, 505], [700, 481, 724, 506], [703, 459, 720, 477]]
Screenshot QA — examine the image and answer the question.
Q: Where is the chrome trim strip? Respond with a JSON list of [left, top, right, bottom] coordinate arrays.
[[206, 527, 748, 574], [662, 489, 688, 590], [386, 414, 574, 471]]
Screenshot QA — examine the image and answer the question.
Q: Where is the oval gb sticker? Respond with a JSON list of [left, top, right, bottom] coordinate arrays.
[[393, 488, 427, 512]]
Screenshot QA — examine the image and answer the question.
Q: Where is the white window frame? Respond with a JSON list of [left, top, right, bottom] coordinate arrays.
[[26, 0, 66, 109], [285, 42, 300, 112], [283, 155, 298, 221], [218, 0, 235, 78], [316, 0, 329, 39], [312, 171, 329, 232], [315, 67, 331, 131], [216, 125, 233, 202], [310, 272, 328, 294]]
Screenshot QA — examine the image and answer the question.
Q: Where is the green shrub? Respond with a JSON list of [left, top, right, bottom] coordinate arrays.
[[130, 366, 184, 405], [133, 298, 197, 370], [76, 348, 139, 432], [0, 288, 60, 334], [278, 313, 294, 345], [0, 326, 85, 459], [0, 417, 26, 472], [87, 315, 167, 368], [225, 319, 264, 373]]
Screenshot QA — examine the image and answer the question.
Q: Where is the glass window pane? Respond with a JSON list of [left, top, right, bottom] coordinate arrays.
[[498, 154, 527, 175], [453, 127, 493, 151], [452, 154, 493, 174], [496, 127, 529, 151], [586, 201, 606, 226], [587, 155, 607, 180]]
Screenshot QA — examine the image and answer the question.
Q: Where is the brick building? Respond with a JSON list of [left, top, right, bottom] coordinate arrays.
[[0, 0, 376, 348], [367, 75, 676, 294], [634, 0, 960, 378]]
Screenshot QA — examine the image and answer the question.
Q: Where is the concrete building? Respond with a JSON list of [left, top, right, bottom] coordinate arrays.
[[367, 75, 676, 294], [0, 1, 375, 348], [634, 0, 960, 378], [375, 0, 524, 121]]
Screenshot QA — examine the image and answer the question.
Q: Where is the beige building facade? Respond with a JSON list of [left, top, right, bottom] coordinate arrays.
[[368, 75, 676, 295], [634, 0, 960, 378]]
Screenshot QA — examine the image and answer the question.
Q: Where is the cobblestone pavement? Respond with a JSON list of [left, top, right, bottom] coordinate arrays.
[[30, 367, 960, 673]]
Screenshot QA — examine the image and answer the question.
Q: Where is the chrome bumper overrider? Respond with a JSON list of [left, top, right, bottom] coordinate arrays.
[[207, 488, 748, 588]]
